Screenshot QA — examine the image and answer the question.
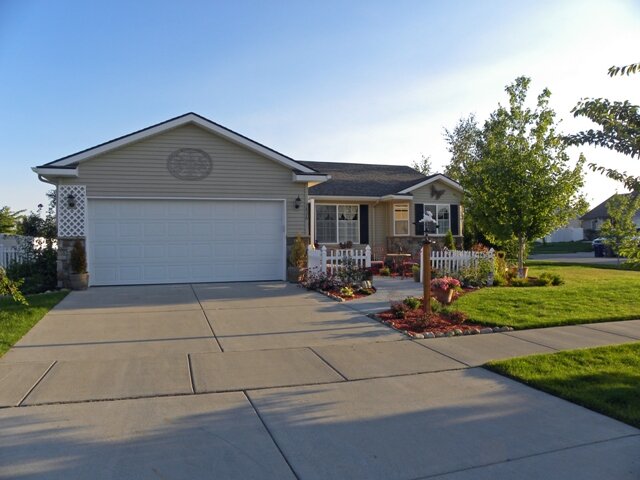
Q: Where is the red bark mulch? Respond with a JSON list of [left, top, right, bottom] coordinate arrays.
[[377, 307, 484, 335]]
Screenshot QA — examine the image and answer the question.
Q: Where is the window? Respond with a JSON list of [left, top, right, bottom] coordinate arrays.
[[315, 205, 359, 244], [393, 204, 409, 236], [423, 204, 450, 235]]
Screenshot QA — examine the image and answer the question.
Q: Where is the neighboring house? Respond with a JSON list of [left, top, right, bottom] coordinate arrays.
[[542, 218, 584, 243], [32, 113, 463, 287], [581, 194, 640, 240]]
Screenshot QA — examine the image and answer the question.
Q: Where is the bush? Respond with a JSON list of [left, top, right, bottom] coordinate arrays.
[[444, 230, 456, 250], [0, 266, 27, 305], [379, 266, 391, 276], [337, 257, 367, 286], [340, 286, 354, 297], [539, 272, 564, 286], [304, 271, 342, 291], [390, 301, 409, 319], [7, 241, 57, 294], [411, 264, 420, 273], [403, 296, 421, 310], [510, 277, 529, 287], [289, 235, 307, 268]]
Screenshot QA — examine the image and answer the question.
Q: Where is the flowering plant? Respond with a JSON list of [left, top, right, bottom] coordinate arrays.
[[430, 276, 462, 292]]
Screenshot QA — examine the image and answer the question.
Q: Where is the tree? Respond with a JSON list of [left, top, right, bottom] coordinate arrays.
[[459, 76, 586, 275], [0, 206, 25, 234], [566, 61, 640, 191], [411, 154, 432, 175], [443, 114, 481, 182], [600, 193, 640, 265]]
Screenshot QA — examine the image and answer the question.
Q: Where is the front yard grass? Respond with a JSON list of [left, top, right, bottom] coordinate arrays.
[[0, 291, 68, 357], [531, 241, 593, 254], [486, 343, 640, 429], [455, 264, 640, 329]]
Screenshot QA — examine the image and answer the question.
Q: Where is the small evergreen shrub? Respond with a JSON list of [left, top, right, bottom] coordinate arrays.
[[444, 230, 456, 250], [403, 296, 421, 310]]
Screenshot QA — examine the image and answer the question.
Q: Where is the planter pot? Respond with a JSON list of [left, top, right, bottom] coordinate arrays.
[[69, 273, 89, 290], [413, 270, 421, 282], [287, 266, 301, 283], [433, 288, 455, 305]]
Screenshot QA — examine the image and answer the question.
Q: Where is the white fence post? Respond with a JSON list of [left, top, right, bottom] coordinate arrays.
[[320, 246, 327, 274], [365, 245, 371, 268]]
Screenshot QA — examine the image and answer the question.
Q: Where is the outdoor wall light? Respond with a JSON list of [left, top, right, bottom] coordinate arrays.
[[67, 193, 76, 209], [294, 195, 301, 209]]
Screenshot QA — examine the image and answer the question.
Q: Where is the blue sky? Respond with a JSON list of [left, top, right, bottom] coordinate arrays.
[[1, 0, 639, 213]]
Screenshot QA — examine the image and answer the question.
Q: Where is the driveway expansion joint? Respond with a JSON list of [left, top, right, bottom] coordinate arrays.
[[411, 433, 640, 480], [243, 391, 301, 480], [16, 360, 57, 407], [306, 347, 349, 381], [190, 283, 224, 352]]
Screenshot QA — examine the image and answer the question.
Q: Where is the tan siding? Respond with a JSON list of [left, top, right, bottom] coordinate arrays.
[[60, 124, 306, 236], [372, 202, 387, 249], [410, 181, 462, 236]]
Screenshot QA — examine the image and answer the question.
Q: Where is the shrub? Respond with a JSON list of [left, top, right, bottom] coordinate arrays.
[[510, 277, 529, 287], [340, 286, 355, 297], [7, 241, 57, 294], [70, 240, 87, 274], [304, 271, 341, 291], [379, 266, 391, 276], [444, 230, 456, 250], [411, 264, 420, 273], [444, 310, 468, 324], [539, 272, 564, 286], [403, 296, 421, 310], [337, 257, 367, 286], [390, 301, 409, 319], [289, 235, 307, 269], [0, 267, 27, 305]]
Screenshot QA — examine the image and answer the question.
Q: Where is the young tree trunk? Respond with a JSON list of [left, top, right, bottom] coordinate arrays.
[[518, 236, 526, 278]]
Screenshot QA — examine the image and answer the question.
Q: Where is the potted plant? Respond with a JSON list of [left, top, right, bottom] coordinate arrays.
[[287, 235, 307, 283], [430, 276, 461, 305], [69, 239, 89, 290], [412, 264, 421, 282]]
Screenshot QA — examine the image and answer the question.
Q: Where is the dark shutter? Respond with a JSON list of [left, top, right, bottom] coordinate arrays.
[[450, 204, 460, 236], [359, 205, 369, 244], [415, 203, 424, 236], [308, 202, 313, 242]]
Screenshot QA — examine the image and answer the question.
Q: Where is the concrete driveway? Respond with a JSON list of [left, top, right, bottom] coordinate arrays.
[[1, 282, 638, 479]]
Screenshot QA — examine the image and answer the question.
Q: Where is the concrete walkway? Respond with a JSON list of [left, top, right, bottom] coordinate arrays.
[[1, 282, 639, 479]]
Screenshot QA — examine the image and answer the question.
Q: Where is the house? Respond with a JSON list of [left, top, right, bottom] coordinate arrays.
[[32, 113, 463, 287], [581, 194, 640, 240]]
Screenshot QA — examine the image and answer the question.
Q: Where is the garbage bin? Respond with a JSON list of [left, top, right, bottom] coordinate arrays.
[[594, 243, 604, 257]]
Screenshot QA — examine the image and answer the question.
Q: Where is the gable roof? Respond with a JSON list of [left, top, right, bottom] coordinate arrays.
[[581, 193, 640, 220], [33, 112, 319, 176], [299, 161, 463, 197]]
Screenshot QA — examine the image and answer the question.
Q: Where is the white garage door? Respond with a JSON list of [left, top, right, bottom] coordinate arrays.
[[87, 199, 285, 286]]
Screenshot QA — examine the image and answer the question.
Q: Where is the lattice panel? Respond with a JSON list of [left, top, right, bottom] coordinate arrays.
[[58, 185, 87, 238]]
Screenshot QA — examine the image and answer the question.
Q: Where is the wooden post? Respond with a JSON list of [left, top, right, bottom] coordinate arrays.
[[422, 241, 432, 317]]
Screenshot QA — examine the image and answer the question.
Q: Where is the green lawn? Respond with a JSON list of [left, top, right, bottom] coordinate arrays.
[[531, 241, 593, 254], [456, 264, 640, 329], [486, 343, 640, 429], [0, 291, 68, 357]]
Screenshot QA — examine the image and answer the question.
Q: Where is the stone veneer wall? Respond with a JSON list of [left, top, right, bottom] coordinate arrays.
[[57, 237, 85, 288], [387, 236, 464, 254]]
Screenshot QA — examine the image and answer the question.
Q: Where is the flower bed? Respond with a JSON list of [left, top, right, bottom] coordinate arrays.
[[315, 286, 376, 302]]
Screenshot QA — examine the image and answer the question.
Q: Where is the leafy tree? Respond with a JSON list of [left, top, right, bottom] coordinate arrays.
[[411, 154, 432, 175], [459, 76, 586, 275], [0, 206, 25, 234], [443, 114, 481, 182], [600, 193, 640, 265], [566, 62, 640, 191]]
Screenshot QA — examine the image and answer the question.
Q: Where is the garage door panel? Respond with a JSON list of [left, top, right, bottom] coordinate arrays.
[[88, 199, 284, 286]]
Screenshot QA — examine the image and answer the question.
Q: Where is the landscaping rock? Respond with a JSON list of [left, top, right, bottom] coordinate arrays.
[[493, 327, 502, 332], [480, 328, 494, 334], [454, 329, 463, 336], [445, 331, 455, 337], [435, 332, 445, 338], [499, 326, 511, 332], [424, 332, 435, 339], [413, 333, 425, 339]]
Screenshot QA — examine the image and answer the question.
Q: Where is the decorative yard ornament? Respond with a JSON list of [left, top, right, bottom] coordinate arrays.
[[430, 184, 445, 200]]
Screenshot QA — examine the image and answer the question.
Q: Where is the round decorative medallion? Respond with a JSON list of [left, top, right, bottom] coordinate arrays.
[[166, 148, 213, 181]]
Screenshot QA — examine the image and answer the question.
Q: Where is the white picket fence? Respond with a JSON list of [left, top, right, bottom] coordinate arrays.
[[421, 248, 495, 280], [0, 246, 22, 269], [307, 245, 372, 275]]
